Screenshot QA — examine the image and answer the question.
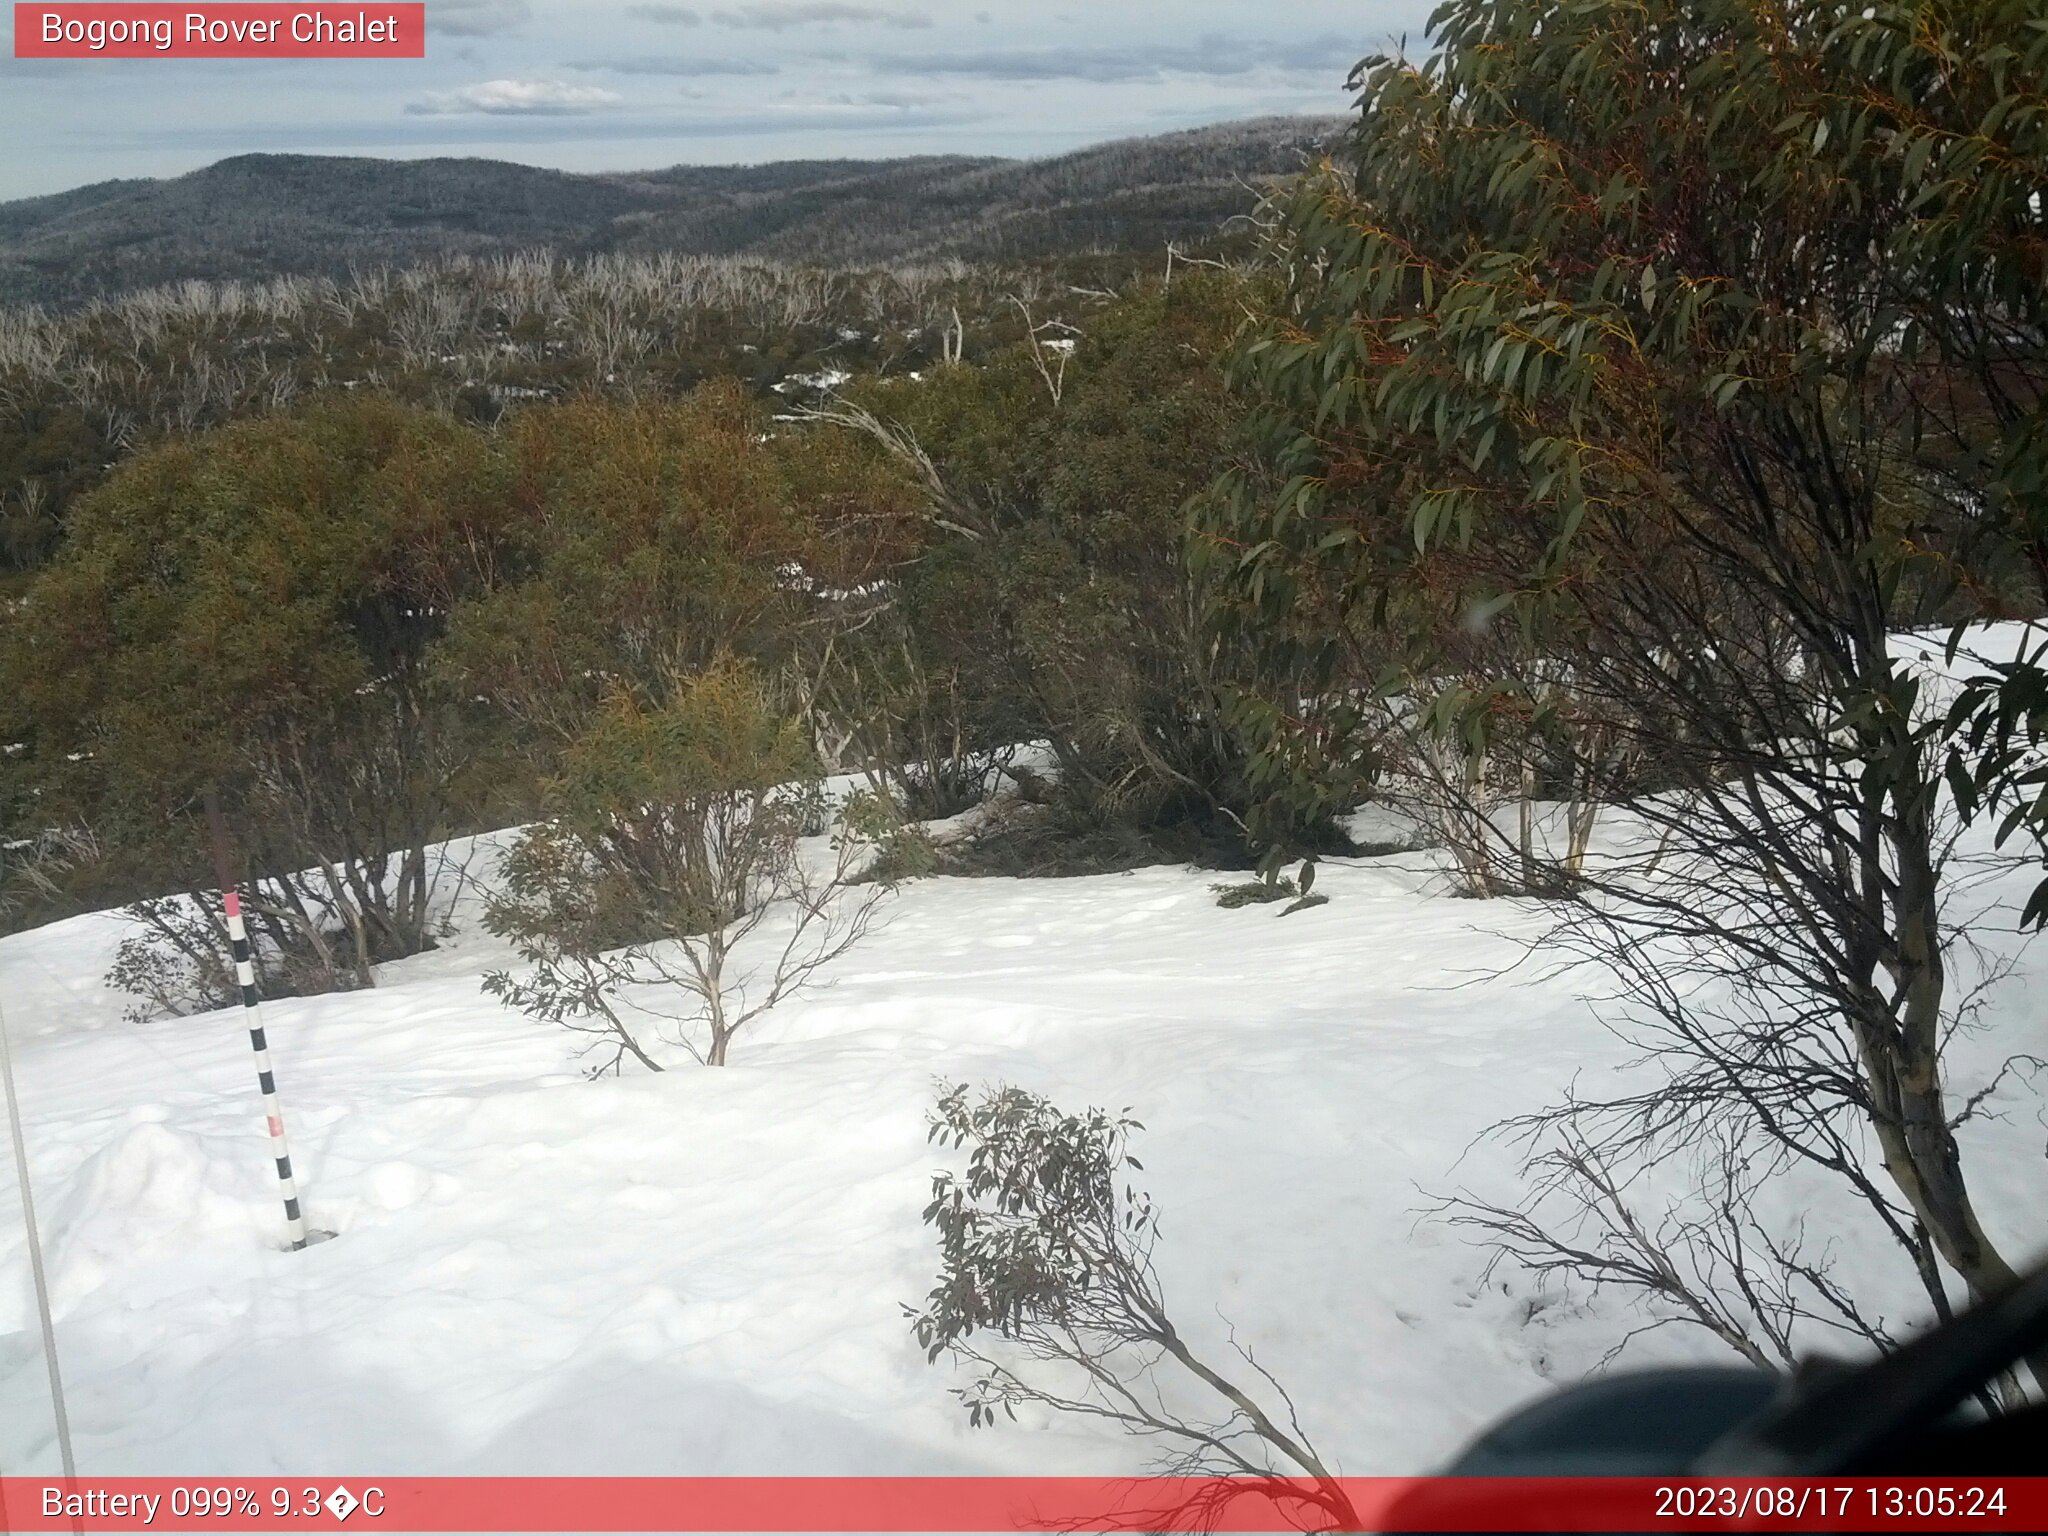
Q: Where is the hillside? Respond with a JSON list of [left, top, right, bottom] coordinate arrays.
[[0, 117, 1344, 308]]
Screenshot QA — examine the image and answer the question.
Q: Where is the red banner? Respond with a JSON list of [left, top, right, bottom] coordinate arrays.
[[11, 5, 425, 58], [0, 1477, 2042, 1532]]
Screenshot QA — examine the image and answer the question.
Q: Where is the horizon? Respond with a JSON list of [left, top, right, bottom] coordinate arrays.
[[0, 110, 1351, 208], [0, 1, 1422, 203]]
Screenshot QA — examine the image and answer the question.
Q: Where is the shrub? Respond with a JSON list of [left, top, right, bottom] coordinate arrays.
[[484, 659, 906, 1070], [911, 1082, 1357, 1527]]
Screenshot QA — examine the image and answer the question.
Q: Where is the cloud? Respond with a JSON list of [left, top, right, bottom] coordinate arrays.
[[873, 34, 1362, 84], [710, 2, 932, 30], [425, 0, 534, 37], [822, 90, 950, 109], [406, 78, 625, 116], [625, 3, 702, 21], [571, 56, 777, 76]]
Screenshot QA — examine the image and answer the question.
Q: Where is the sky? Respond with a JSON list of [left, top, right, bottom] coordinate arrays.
[[0, 1, 1435, 203]]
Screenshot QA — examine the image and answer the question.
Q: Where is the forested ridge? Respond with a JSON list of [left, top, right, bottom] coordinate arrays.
[[0, 117, 1342, 309]]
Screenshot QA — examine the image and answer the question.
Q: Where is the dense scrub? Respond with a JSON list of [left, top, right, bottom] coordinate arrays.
[[1, 266, 1355, 945], [0, 251, 1095, 579]]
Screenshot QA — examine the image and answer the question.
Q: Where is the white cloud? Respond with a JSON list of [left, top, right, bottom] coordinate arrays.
[[406, 78, 625, 116]]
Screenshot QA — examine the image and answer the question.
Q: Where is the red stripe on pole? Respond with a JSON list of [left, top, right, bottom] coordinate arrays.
[[0, 1477, 2042, 1532], [223, 890, 241, 919], [266, 1116, 284, 1138]]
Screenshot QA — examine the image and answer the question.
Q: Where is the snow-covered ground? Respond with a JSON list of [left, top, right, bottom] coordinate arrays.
[[2, 802, 2044, 1478]]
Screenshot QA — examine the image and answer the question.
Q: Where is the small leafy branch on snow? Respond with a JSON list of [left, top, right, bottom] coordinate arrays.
[[909, 1081, 1358, 1532]]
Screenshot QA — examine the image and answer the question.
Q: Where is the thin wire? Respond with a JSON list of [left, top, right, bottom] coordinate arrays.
[[0, 986, 78, 1482]]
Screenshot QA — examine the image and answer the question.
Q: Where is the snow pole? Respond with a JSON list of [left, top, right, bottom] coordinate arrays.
[[0, 984, 79, 1489], [203, 791, 309, 1252]]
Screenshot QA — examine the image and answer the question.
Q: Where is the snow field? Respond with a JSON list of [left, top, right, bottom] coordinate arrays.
[[1, 807, 2042, 1479]]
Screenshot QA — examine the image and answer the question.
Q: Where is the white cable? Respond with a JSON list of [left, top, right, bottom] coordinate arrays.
[[0, 987, 77, 1481]]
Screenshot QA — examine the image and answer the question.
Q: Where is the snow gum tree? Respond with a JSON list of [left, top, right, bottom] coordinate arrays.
[[1198, 0, 2048, 1378], [484, 659, 910, 1070], [438, 382, 923, 774], [3, 396, 516, 996]]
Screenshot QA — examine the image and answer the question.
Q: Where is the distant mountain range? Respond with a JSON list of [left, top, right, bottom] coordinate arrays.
[[0, 117, 1347, 307]]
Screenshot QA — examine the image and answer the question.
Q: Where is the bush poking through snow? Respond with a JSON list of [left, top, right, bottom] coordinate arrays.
[[483, 659, 905, 1070], [845, 793, 938, 887], [910, 1082, 1358, 1529], [107, 906, 243, 1023], [108, 896, 368, 1022], [1215, 861, 1328, 915], [0, 824, 100, 935], [1212, 876, 1296, 909]]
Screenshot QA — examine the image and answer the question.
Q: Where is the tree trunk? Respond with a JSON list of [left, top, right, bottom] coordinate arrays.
[[1519, 755, 1536, 886], [1858, 707, 2045, 1390]]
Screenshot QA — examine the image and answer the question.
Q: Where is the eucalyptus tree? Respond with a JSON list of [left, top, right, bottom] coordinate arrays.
[[6, 395, 516, 997], [1198, 0, 2048, 1370]]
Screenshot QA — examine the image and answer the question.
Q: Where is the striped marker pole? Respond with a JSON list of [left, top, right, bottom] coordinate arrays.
[[204, 792, 309, 1251]]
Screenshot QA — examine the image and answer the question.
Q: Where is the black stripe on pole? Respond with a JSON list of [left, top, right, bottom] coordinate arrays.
[[205, 790, 309, 1253]]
